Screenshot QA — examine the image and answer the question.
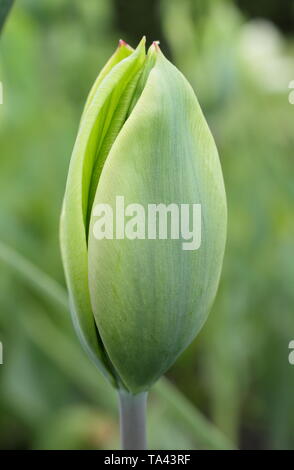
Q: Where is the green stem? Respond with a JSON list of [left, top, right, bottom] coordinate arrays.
[[119, 390, 148, 450]]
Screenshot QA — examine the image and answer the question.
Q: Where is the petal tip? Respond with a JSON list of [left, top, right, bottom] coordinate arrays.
[[152, 40, 161, 51], [140, 35, 146, 47], [118, 39, 127, 47]]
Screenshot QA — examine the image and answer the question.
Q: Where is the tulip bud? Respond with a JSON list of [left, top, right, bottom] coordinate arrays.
[[60, 38, 227, 394]]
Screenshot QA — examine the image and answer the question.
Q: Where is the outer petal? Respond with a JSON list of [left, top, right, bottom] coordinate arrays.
[[88, 48, 227, 393], [60, 39, 146, 384]]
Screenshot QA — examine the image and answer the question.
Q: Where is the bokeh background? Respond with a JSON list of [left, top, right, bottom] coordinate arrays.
[[0, 0, 294, 450]]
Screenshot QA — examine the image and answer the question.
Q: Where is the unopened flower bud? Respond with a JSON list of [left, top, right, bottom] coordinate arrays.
[[60, 38, 227, 394]]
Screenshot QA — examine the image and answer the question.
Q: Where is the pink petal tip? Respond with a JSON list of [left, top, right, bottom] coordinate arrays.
[[152, 40, 161, 50], [118, 39, 127, 47]]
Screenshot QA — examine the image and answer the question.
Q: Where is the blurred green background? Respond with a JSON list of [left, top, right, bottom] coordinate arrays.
[[0, 0, 294, 450]]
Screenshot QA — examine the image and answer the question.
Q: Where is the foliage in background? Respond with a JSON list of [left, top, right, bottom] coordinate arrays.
[[0, 0, 14, 34], [0, 0, 293, 449]]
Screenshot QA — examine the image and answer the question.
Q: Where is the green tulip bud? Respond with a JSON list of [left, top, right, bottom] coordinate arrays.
[[60, 38, 227, 395]]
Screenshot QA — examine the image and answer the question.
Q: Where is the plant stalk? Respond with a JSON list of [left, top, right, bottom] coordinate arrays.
[[118, 389, 148, 450]]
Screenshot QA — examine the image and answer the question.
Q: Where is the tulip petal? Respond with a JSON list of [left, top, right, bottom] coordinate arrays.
[[88, 46, 227, 393], [82, 40, 134, 118], [60, 39, 146, 384]]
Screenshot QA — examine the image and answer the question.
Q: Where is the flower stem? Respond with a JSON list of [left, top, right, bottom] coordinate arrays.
[[118, 389, 148, 450]]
